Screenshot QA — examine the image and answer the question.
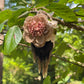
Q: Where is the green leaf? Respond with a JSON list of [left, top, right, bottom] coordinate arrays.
[[9, 47, 28, 59], [43, 76, 51, 84], [74, 0, 84, 4], [69, 81, 82, 84], [47, 3, 77, 22], [0, 9, 12, 23], [74, 53, 84, 63], [4, 26, 22, 54], [8, 8, 27, 27], [16, 17, 25, 26], [0, 45, 3, 52], [64, 75, 70, 82], [58, 0, 68, 4], [0, 23, 4, 32], [50, 56, 56, 65], [76, 8, 84, 16], [55, 41, 69, 56], [68, 0, 84, 4], [35, 0, 52, 7]]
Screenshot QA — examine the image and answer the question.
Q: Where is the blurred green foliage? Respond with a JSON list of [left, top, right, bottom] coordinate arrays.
[[0, 0, 84, 84]]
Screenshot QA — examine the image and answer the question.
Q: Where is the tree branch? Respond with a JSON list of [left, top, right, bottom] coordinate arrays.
[[18, 43, 29, 47], [76, 20, 84, 23], [18, 10, 84, 31], [67, 44, 84, 53], [52, 17, 84, 31], [53, 55, 84, 68], [0, 38, 30, 48], [75, 13, 84, 17], [70, 20, 84, 23]]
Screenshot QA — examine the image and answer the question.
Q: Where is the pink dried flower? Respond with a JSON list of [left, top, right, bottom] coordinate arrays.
[[25, 14, 47, 37], [23, 13, 57, 47]]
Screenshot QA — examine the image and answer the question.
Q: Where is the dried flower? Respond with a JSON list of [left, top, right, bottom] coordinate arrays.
[[23, 13, 57, 78], [23, 13, 57, 47]]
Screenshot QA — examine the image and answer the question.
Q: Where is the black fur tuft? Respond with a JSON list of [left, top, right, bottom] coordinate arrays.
[[31, 41, 53, 78]]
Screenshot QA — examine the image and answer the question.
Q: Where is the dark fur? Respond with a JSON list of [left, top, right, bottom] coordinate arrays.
[[31, 41, 53, 61]]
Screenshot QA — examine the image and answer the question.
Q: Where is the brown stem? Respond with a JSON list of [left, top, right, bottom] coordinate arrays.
[[17, 10, 84, 31], [18, 43, 28, 47], [67, 44, 84, 53], [52, 17, 84, 31], [53, 55, 84, 68], [75, 13, 84, 17], [69, 20, 84, 23]]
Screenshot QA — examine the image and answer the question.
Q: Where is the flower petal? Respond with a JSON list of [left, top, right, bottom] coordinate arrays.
[[33, 35, 45, 47], [23, 32, 34, 43]]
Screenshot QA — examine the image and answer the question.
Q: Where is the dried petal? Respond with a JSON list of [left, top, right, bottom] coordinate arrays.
[[23, 32, 34, 43], [33, 35, 45, 47]]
